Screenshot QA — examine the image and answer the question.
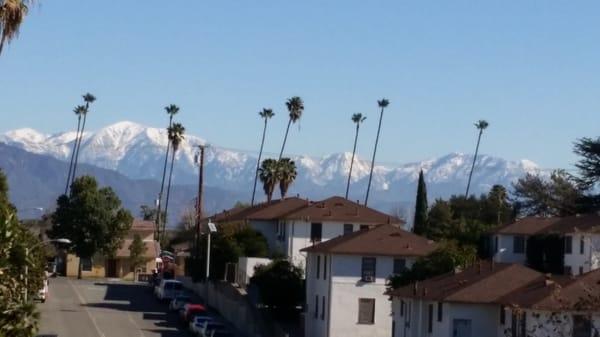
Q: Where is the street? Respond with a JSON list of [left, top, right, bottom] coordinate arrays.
[[37, 277, 184, 337]]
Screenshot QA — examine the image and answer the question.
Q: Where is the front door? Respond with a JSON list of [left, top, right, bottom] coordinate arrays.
[[106, 259, 118, 278], [453, 319, 472, 337]]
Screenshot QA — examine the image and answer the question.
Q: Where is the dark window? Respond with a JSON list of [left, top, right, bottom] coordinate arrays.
[[580, 237, 585, 254], [343, 224, 354, 235], [573, 315, 591, 337], [314, 295, 319, 319], [513, 236, 525, 254], [321, 296, 325, 320], [400, 300, 404, 317], [393, 258, 407, 275], [565, 236, 573, 254], [428, 304, 433, 333], [361, 257, 376, 282], [500, 306, 505, 325], [81, 257, 92, 271], [316, 255, 321, 279], [520, 312, 526, 337], [311, 223, 322, 243], [580, 266, 584, 275], [494, 236, 499, 253], [511, 312, 517, 336], [358, 298, 375, 324], [323, 256, 327, 280], [437, 302, 443, 322], [359, 225, 369, 231], [392, 320, 396, 337], [511, 312, 527, 337], [564, 266, 572, 275]]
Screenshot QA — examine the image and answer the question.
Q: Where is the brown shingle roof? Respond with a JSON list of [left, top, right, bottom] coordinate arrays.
[[115, 239, 160, 259], [494, 214, 600, 236], [388, 261, 543, 304], [301, 224, 435, 257]]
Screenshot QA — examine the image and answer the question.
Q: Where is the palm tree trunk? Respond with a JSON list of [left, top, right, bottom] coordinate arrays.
[[365, 108, 384, 206], [65, 115, 82, 194], [279, 118, 292, 160], [156, 116, 173, 238], [162, 149, 176, 242], [345, 124, 360, 199], [0, 35, 6, 56], [71, 113, 88, 186], [251, 120, 268, 205], [465, 130, 483, 197]]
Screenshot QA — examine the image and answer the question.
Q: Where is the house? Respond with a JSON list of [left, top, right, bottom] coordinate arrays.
[[210, 196, 402, 268], [66, 219, 161, 280], [492, 213, 600, 275], [301, 224, 436, 337]]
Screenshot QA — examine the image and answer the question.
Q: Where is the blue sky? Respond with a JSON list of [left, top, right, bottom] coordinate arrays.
[[1, 1, 599, 169]]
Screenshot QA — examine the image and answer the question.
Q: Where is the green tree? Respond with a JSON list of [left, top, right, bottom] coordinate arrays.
[[139, 205, 165, 224], [513, 170, 582, 217], [465, 119, 489, 197], [250, 259, 304, 312], [345, 113, 366, 199], [413, 170, 428, 235], [129, 234, 147, 279], [279, 96, 304, 159], [574, 137, 600, 190], [251, 108, 275, 205], [365, 98, 389, 206], [481, 185, 512, 226], [70, 93, 96, 184], [277, 158, 297, 199], [161, 122, 185, 241], [0, 0, 31, 55], [259, 158, 279, 202], [49, 176, 133, 279], [233, 227, 269, 257], [425, 199, 455, 241], [156, 104, 180, 239]]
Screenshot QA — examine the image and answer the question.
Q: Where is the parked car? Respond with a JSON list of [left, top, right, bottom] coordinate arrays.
[[198, 321, 226, 337], [155, 279, 183, 301], [169, 294, 191, 311], [188, 315, 215, 335], [35, 278, 49, 303], [179, 303, 207, 323]]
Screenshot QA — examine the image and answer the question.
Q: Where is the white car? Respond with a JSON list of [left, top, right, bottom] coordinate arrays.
[[188, 315, 215, 335], [155, 279, 183, 301]]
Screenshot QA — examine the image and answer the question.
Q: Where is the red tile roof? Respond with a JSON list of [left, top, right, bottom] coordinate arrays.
[[494, 214, 600, 236], [301, 224, 435, 257]]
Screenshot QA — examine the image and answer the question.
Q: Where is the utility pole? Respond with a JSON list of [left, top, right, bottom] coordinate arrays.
[[194, 145, 206, 280]]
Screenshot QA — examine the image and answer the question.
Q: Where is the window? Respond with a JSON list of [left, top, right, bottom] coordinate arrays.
[[359, 224, 369, 231], [357, 298, 375, 324], [323, 256, 327, 280], [580, 237, 585, 254], [573, 315, 591, 337], [276, 222, 285, 241], [565, 236, 573, 254], [511, 312, 527, 337], [564, 266, 572, 275], [314, 295, 319, 319], [513, 236, 525, 254], [311, 223, 322, 243], [361, 257, 376, 282], [437, 302, 443, 322], [392, 320, 396, 337], [344, 224, 354, 235], [400, 300, 404, 317], [81, 257, 92, 271], [428, 304, 433, 333], [500, 306, 505, 325], [393, 258, 407, 275], [494, 236, 499, 253], [579, 266, 584, 275], [316, 255, 321, 279], [321, 296, 325, 320]]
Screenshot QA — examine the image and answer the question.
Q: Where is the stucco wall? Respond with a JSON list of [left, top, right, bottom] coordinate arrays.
[[563, 233, 600, 275], [494, 234, 527, 264], [66, 254, 106, 278]]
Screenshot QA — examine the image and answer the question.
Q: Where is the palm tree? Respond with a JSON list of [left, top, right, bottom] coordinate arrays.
[[345, 113, 366, 199], [64, 105, 86, 194], [465, 120, 489, 197], [0, 0, 30, 55], [258, 159, 279, 203], [156, 104, 179, 237], [277, 158, 297, 199], [161, 122, 185, 241], [251, 108, 275, 206], [364, 98, 389, 206], [279, 96, 304, 159], [70, 93, 96, 184]]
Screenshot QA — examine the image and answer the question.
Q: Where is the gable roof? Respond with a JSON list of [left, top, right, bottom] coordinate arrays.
[[388, 261, 543, 304], [494, 213, 600, 236], [301, 224, 435, 257], [131, 219, 156, 232]]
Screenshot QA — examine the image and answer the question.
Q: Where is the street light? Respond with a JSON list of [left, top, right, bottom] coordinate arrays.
[[206, 221, 217, 280], [24, 238, 71, 302]]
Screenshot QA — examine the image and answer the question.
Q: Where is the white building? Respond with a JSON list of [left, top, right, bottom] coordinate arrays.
[[492, 214, 600, 275], [302, 224, 436, 337]]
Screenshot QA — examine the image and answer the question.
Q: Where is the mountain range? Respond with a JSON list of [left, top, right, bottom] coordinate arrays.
[[0, 121, 543, 223]]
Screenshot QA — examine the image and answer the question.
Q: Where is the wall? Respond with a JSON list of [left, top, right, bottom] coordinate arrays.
[[563, 233, 600, 275], [305, 252, 332, 337], [494, 234, 527, 264], [66, 254, 106, 278], [117, 258, 156, 281], [506, 310, 600, 337]]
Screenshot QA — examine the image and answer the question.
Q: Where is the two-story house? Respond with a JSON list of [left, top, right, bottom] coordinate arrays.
[[492, 213, 600, 275], [302, 224, 436, 337]]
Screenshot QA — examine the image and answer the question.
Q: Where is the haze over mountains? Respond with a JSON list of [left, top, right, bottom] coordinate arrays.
[[0, 121, 543, 223]]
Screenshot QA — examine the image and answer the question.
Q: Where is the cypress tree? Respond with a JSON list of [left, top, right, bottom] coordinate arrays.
[[413, 170, 428, 235]]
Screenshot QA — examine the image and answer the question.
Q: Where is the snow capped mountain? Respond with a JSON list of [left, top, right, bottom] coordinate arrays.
[[0, 121, 542, 205]]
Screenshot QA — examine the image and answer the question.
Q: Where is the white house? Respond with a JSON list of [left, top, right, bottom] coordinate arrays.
[[302, 224, 436, 337], [492, 214, 600, 275]]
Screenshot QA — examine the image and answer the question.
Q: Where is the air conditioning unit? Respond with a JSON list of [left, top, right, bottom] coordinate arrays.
[[363, 276, 375, 282]]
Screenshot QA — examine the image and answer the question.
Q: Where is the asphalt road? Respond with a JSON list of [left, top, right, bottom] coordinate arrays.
[[37, 277, 186, 337]]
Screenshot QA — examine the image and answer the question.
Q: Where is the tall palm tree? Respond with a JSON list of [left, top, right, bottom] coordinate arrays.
[[279, 96, 304, 159], [65, 105, 86, 194], [258, 158, 279, 203], [251, 108, 275, 206], [345, 113, 366, 199], [465, 120, 489, 197], [156, 104, 179, 237], [70, 93, 96, 184], [161, 122, 185, 241], [365, 98, 389, 206], [277, 158, 297, 199], [0, 0, 29, 55]]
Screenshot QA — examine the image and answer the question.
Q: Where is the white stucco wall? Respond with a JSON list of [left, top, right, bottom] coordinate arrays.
[[236, 257, 272, 287], [504, 310, 600, 337], [493, 234, 527, 264], [305, 252, 332, 337], [563, 233, 600, 275]]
